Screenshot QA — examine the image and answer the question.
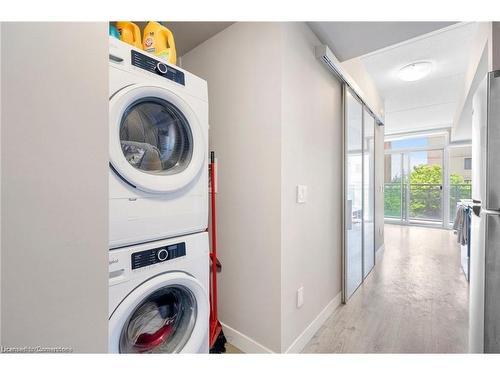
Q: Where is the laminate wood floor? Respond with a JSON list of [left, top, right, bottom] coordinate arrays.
[[303, 224, 469, 353]]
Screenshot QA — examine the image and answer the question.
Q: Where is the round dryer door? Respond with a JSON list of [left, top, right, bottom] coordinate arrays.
[[109, 85, 205, 193], [109, 272, 208, 353]]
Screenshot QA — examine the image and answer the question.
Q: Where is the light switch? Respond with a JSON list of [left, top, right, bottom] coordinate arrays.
[[297, 185, 308, 203], [297, 286, 304, 308]]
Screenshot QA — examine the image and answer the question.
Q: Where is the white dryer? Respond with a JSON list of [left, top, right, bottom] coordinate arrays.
[[109, 37, 208, 249], [108, 232, 209, 353]]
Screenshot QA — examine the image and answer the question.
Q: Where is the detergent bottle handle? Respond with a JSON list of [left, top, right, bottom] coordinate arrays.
[[162, 28, 177, 65], [132, 23, 141, 47]]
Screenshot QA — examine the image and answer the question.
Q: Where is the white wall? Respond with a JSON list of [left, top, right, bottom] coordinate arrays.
[[454, 43, 488, 142], [1, 23, 108, 352], [183, 21, 385, 353], [182, 22, 283, 353], [453, 23, 491, 142], [453, 22, 500, 142], [454, 22, 494, 141], [280, 22, 342, 352], [341, 57, 385, 122], [492, 22, 500, 71]]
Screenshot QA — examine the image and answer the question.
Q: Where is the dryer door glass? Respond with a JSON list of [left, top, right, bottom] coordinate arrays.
[[119, 285, 197, 353], [120, 98, 193, 175]]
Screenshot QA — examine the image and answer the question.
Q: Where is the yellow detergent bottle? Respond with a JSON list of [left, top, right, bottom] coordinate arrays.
[[143, 21, 177, 65], [116, 21, 142, 49]]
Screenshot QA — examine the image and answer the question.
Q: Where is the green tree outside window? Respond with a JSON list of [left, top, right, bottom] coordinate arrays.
[[384, 164, 471, 218]]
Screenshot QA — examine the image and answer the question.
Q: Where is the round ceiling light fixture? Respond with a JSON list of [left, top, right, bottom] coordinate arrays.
[[398, 61, 433, 82]]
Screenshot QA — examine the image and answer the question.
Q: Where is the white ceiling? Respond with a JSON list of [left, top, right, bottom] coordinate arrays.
[[308, 22, 457, 62], [135, 22, 456, 62], [359, 22, 479, 135]]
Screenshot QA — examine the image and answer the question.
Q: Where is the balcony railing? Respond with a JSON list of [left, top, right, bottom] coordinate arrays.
[[384, 182, 472, 221], [384, 182, 402, 218], [449, 183, 472, 221]]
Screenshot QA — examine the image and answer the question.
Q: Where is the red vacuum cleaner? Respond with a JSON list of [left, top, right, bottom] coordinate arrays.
[[208, 151, 227, 353]]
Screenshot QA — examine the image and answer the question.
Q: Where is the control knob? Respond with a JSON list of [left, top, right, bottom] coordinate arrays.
[[157, 249, 168, 261], [156, 62, 168, 74]]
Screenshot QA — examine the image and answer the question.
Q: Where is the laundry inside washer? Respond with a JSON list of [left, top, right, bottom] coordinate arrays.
[[108, 232, 209, 353], [120, 286, 196, 353]]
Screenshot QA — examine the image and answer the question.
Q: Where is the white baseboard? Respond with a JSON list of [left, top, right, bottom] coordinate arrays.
[[284, 291, 342, 353], [221, 291, 342, 354], [220, 322, 274, 353]]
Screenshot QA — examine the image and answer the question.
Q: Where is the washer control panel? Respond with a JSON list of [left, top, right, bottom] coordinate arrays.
[[131, 50, 185, 85], [131, 242, 186, 270]]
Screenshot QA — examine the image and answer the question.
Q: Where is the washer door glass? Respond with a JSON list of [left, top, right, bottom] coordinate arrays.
[[119, 285, 197, 353], [120, 98, 193, 175]]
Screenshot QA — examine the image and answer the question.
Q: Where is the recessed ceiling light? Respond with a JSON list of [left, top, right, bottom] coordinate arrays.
[[398, 61, 433, 82]]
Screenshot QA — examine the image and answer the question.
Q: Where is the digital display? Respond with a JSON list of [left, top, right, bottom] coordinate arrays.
[[131, 242, 186, 270], [131, 50, 185, 86]]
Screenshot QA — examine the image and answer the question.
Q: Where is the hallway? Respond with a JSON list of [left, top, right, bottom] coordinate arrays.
[[303, 224, 469, 353]]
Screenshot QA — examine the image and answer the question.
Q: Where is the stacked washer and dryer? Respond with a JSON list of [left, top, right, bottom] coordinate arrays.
[[108, 37, 210, 353]]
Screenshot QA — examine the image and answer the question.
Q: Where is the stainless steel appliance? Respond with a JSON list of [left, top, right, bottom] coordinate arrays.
[[469, 70, 500, 353]]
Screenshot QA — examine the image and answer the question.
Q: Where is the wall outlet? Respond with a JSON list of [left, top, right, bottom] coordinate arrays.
[[296, 185, 308, 203], [297, 286, 304, 308]]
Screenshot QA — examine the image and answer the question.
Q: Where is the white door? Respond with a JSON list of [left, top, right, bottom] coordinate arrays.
[[109, 272, 208, 353], [109, 85, 205, 193]]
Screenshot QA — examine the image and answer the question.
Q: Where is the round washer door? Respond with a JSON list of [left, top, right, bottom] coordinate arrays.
[[110, 85, 205, 193], [109, 272, 208, 353]]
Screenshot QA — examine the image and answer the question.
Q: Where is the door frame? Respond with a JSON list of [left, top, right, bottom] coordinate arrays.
[[384, 132, 451, 229], [407, 149, 445, 226], [362, 107, 376, 280], [342, 85, 376, 303]]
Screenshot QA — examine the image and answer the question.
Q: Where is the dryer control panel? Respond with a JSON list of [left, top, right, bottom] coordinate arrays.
[[131, 50, 185, 86], [131, 242, 186, 270]]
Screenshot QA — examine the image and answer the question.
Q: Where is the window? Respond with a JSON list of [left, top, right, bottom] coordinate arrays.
[[385, 134, 446, 151], [464, 157, 472, 170]]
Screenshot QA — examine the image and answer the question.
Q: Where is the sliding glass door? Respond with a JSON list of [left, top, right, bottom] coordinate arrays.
[[343, 87, 376, 301], [363, 109, 375, 279], [408, 150, 444, 223], [344, 89, 363, 299], [384, 153, 403, 219], [383, 133, 464, 227], [384, 149, 444, 225]]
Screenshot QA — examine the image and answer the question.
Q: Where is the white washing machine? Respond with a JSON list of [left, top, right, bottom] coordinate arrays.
[[109, 37, 209, 249], [108, 232, 209, 353]]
